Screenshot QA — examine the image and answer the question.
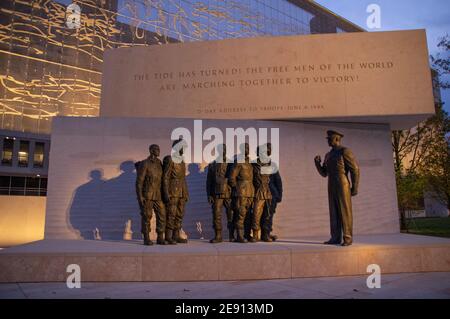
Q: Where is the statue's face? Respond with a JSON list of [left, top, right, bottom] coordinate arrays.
[[327, 135, 339, 147], [266, 143, 272, 157], [222, 144, 226, 157], [172, 140, 184, 157], [258, 144, 271, 163], [150, 145, 160, 157]]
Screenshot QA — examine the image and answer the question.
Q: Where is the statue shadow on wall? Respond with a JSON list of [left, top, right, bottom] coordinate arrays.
[[68, 161, 141, 241]]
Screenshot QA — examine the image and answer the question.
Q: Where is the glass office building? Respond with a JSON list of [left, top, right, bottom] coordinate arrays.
[[0, 0, 363, 195]]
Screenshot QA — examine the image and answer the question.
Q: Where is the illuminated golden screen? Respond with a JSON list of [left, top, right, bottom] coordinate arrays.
[[0, 0, 360, 134]]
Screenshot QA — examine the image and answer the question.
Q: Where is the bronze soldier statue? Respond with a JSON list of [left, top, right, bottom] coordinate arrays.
[[230, 153, 239, 241], [314, 130, 360, 246], [229, 143, 255, 243], [249, 143, 274, 242], [163, 138, 189, 245], [135, 144, 167, 246], [265, 142, 283, 241], [206, 144, 235, 243], [268, 167, 283, 241]]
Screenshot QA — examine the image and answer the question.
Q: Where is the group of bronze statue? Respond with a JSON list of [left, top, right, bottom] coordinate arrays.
[[135, 139, 188, 245], [206, 142, 282, 244], [135, 130, 360, 247]]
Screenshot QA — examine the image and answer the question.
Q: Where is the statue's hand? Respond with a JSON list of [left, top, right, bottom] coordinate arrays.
[[351, 188, 358, 196], [314, 155, 321, 164], [208, 196, 214, 204]]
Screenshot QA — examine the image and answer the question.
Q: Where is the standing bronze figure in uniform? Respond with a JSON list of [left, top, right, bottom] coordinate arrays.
[[163, 139, 189, 245], [229, 143, 255, 243], [250, 143, 273, 242], [135, 144, 167, 246], [268, 151, 283, 241], [314, 130, 360, 246], [206, 144, 235, 243]]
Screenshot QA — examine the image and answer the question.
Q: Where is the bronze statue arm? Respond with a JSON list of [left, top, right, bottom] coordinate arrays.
[[206, 163, 214, 199], [229, 164, 240, 188], [273, 170, 283, 201], [252, 164, 262, 189], [183, 166, 189, 202], [162, 156, 173, 202], [135, 161, 147, 204], [314, 155, 327, 177], [343, 148, 360, 195]]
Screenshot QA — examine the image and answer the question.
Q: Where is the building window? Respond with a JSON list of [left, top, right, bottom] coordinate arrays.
[[18, 140, 30, 167], [25, 176, 41, 196], [0, 175, 47, 196], [34, 142, 45, 168], [10, 176, 26, 195], [0, 175, 11, 195], [39, 177, 47, 196], [1, 137, 14, 166]]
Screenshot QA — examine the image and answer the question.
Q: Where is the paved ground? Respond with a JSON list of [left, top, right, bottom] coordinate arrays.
[[1, 272, 449, 299]]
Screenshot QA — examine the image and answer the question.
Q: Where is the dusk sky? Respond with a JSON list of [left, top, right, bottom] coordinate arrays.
[[315, 0, 450, 113]]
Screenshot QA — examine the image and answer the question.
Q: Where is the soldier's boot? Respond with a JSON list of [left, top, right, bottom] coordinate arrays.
[[341, 239, 352, 246], [261, 231, 273, 242], [209, 230, 223, 243], [234, 229, 248, 243], [270, 234, 278, 241], [341, 242, 352, 246], [143, 232, 153, 246], [324, 239, 340, 245], [249, 229, 258, 243], [174, 229, 188, 244], [157, 232, 168, 245], [244, 228, 252, 241], [165, 229, 177, 245], [228, 228, 235, 242]]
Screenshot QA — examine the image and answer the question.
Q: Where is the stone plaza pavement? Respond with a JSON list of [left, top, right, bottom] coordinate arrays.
[[0, 272, 449, 299]]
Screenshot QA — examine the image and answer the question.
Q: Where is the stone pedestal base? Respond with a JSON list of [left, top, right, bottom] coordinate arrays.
[[1, 234, 449, 282]]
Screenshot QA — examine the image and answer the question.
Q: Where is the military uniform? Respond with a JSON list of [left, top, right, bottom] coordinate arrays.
[[229, 159, 254, 242], [135, 156, 166, 245], [248, 159, 272, 242], [163, 155, 189, 244], [315, 134, 359, 245], [206, 160, 234, 242], [268, 168, 283, 239]]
